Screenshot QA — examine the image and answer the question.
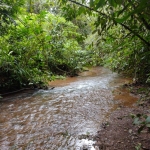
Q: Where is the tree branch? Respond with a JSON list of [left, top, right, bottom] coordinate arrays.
[[67, 0, 150, 46], [120, 23, 150, 46], [139, 17, 150, 30]]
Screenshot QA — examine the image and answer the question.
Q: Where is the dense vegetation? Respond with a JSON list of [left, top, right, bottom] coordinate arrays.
[[0, 0, 150, 93], [0, 0, 91, 92], [59, 0, 150, 82]]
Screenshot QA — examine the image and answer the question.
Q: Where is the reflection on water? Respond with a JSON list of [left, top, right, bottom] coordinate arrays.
[[0, 67, 137, 150]]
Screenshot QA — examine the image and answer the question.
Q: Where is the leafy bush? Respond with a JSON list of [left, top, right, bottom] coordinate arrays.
[[131, 113, 150, 133], [87, 24, 150, 83], [0, 11, 85, 92]]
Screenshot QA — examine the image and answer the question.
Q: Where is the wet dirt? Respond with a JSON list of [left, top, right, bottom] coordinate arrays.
[[0, 67, 138, 150]]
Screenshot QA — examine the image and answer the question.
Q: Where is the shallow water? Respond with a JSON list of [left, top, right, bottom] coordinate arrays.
[[0, 67, 138, 150]]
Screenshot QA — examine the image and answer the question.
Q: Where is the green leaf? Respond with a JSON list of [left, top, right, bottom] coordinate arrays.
[[135, 143, 142, 150], [115, 14, 130, 23], [146, 116, 150, 123], [133, 118, 141, 125], [78, 7, 86, 15], [95, 0, 105, 9], [108, 0, 116, 7], [115, 0, 123, 5], [92, 29, 97, 34], [130, 113, 136, 119], [82, 0, 85, 3], [90, 0, 94, 8]]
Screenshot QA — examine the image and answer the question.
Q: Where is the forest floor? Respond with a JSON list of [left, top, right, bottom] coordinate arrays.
[[94, 84, 150, 150]]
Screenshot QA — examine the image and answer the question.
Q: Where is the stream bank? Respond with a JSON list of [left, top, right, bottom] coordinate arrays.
[[94, 104, 150, 150], [94, 84, 150, 150]]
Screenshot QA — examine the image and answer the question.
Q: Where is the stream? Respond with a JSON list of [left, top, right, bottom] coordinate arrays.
[[0, 67, 138, 150]]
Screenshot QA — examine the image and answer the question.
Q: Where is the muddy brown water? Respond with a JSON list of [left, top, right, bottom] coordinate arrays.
[[0, 67, 138, 150]]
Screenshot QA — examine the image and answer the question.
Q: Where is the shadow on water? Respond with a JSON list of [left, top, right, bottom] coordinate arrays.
[[0, 67, 138, 150]]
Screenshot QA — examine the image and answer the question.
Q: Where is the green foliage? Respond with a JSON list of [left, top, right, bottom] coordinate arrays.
[[59, 0, 150, 83], [0, 10, 86, 92], [0, 0, 25, 35], [131, 113, 150, 133], [43, 13, 85, 75], [95, 25, 150, 82], [135, 143, 142, 150], [1, 0, 150, 92], [26, 0, 60, 14]]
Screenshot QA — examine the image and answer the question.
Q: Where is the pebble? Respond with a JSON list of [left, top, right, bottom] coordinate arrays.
[[128, 129, 132, 133]]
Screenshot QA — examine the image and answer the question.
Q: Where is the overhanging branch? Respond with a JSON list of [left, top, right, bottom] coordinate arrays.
[[120, 23, 150, 46], [67, 0, 150, 46]]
